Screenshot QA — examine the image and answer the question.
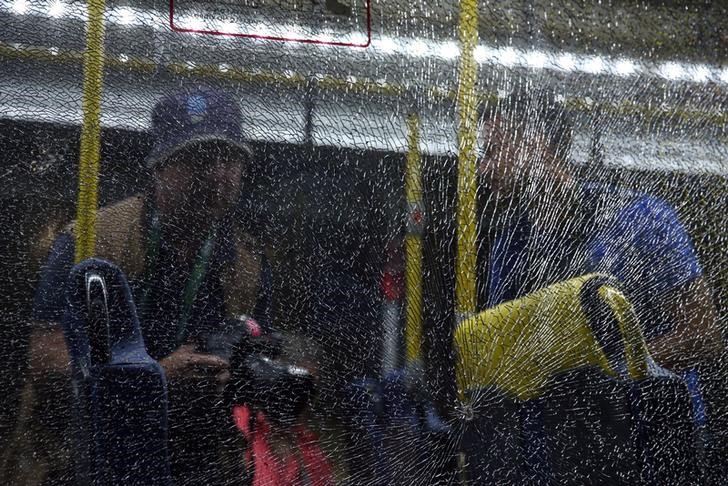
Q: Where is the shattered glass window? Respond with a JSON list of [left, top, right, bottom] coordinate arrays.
[[1, 0, 727, 484]]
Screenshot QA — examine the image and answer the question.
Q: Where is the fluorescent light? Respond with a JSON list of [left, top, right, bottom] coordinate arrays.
[[555, 53, 576, 71], [284, 23, 305, 39], [48, 0, 65, 18], [474, 45, 494, 63], [252, 22, 273, 37], [315, 30, 336, 44], [436, 41, 459, 60], [581, 56, 605, 74], [3, 0, 727, 90], [375, 36, 398, 54], [216, 19, 237, 34], [186, 16, 205, 31], [12, 0, 28, 14], [524, 50, 547, 69], [720, 68, 728, 84], [497, 47, 518, 67], [690, 64, 710, 83], [407, 39, 430, 57], [347, 32, 368, 46], [113, 6, 138, 26], [613, 59, 636, 76], [660, 62, 684, 80]]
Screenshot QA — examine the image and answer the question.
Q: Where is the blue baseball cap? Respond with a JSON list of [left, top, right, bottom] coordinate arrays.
[[145, 86, 253, 169]]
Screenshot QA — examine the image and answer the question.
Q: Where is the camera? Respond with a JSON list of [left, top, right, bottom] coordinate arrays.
[[216, 316, 314, 425]]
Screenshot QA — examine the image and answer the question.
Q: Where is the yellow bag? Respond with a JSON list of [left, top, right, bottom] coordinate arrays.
[[454, 274, 650, 401]]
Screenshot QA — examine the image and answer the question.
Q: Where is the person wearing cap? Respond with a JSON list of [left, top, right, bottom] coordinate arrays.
[[24, 86, 271, 485]]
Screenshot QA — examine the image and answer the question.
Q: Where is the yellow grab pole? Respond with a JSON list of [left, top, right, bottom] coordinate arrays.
[[74, 0, 107, 263], [455, 0, 479, 319], [404, 113, 424, 364], [454, 9, 479, 479]]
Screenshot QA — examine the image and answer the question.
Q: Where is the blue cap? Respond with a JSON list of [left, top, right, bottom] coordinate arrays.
[[145, 86, 252, 169]]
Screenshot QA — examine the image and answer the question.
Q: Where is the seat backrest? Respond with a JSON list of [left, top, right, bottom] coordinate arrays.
[[61, 258, 172, 486]]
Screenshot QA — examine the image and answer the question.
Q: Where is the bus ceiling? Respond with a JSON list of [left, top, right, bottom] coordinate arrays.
[[0, 1, 727, 175]]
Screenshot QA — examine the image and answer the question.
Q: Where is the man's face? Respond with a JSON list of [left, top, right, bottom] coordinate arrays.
[[477, 114, 552, 203], [154, 142, 245, 227], [477, 115, 525, 201]]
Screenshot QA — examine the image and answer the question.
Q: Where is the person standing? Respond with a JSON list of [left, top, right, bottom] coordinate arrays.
[[24, 86, 271, 485]]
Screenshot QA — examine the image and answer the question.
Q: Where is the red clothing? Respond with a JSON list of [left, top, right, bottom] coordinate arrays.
[[233, 405, 333, 486]]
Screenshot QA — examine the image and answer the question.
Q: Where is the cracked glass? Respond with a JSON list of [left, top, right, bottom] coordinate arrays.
[[1, 1, 727, 485]]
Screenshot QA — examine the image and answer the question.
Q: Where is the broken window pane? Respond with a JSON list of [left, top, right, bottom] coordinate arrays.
[[0, 1, 726, 485]]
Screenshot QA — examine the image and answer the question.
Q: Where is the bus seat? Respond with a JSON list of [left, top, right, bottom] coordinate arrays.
[[61, 258, 172, 486]]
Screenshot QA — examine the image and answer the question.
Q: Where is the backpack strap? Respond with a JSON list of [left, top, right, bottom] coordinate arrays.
[[579, 275, 650, 381]]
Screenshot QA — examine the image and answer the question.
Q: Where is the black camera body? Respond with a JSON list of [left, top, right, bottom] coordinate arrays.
[[215, 317, 314, 425]]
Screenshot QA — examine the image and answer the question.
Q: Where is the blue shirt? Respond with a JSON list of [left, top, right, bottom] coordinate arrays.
[[485, 183, 702, 340]]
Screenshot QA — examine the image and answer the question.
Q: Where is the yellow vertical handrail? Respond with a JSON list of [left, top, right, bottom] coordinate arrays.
[[455, 0, 479, 319], [404, 113, 424, 364], [74, 0, 107, 263]]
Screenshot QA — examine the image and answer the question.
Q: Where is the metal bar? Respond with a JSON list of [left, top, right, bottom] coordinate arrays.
[[455, 0, 479, 320], [404, 113, 424, 365], [74, 0, 107, 262]]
